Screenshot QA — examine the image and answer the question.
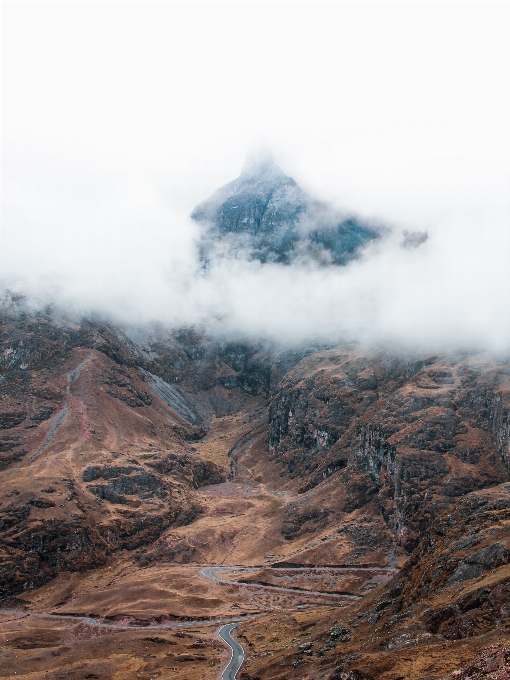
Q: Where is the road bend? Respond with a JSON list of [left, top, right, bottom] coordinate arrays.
[[201, 566, 362, 600], [219, 623, 244, 680]]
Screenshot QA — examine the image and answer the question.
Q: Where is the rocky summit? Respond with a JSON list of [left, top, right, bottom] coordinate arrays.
[[192, 157, 379, 265]]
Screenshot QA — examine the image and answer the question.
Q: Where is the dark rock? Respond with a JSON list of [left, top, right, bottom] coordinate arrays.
[[448, 541, 507, 584], [83, 465, 134, 482], [330, 670, 375, 680], [0, 412, 25, 429], [145, 452, 225, 489], [29, 498, 56, 509], [29, 406, 56, 423], [87, 470, 167, 502], [192, 158, 378, 266]]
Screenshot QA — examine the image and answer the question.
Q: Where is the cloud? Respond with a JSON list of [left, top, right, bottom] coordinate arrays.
[[1, 2, 510, 352]]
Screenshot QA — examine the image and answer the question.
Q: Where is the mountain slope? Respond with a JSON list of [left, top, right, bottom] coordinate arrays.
[[267, 347, 510, 552], [0, 302, 274, 596], [237, 483, 510, 680], [2, 297, 510, 679]]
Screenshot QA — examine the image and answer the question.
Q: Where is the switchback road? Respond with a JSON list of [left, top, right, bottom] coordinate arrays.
[[201, 566, 362, 600]]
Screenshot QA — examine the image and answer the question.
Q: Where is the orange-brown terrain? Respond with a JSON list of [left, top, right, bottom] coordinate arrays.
[[1, 296, 510, 679]]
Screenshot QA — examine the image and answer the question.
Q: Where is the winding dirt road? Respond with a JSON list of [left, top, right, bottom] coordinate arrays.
[[1, 563, 389, 678], [0, 607, 249, 678]]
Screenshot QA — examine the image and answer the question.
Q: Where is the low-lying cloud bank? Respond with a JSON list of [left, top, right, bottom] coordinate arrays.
[[1, 177, 509, 354]]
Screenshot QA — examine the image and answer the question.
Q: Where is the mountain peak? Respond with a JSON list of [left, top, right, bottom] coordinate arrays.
[[192, 157, 379, 265]]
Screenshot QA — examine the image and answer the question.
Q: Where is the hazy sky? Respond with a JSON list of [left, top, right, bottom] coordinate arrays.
[[2, 2, 510, 350]]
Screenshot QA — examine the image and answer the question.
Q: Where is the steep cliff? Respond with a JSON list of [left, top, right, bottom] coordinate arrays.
[[268, 347, 510, 552]]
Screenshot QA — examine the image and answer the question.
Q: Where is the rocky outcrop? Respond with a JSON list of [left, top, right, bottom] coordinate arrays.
[[104, 366, 153, 407], [144, 452, 226, 489], [0, 508, 203, 596], [0, 411, 26, 429], [83, 465, 167, 504], [390, 487, 510, 611], [268, 348, 510, 552]]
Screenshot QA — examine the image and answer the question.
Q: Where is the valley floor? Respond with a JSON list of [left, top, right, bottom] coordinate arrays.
[[0, 468, 395, 679], [3, 469, 510, 680]]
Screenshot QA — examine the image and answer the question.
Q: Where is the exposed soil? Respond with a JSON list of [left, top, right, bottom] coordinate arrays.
[[1, 305, 510, 678]]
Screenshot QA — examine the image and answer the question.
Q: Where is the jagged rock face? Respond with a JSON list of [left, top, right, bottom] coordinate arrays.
[[268, 347, 510, 551], [120, 324, 274, 398], [393, 484, 510, 612], [345, 484, 510, 668], [191, 159, 378, 265]]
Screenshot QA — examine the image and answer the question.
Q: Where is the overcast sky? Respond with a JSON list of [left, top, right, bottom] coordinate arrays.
[[2, 2, 510, 350]]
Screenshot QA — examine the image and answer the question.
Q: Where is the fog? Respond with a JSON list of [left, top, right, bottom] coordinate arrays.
[[2, 3, 510, 351]]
